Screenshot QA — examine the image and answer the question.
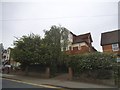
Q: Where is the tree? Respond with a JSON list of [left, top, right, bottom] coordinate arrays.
[[60, 27, 69, 51], [11, 33, 43, 74], [11, 25, 70, 75], [44, 26, 61, 65], [43, 25, 69, 74], [44, 25, 69, 63]]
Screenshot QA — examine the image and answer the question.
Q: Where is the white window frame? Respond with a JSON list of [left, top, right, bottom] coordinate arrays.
[[112, 43, 119, 51]]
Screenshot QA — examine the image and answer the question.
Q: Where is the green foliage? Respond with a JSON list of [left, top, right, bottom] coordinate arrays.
[[60, 27, 69, 51], [11, 33, 43, 69], [44, 26, 61, 65], [11, 25, 117, 79], [114, 65, 120, 86], [66, 52, 117, 79], [11, 25, 69, 72], [43, 25, 69, 65], [43, 25, 70, 75]]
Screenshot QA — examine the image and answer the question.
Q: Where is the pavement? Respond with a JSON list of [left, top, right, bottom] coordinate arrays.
[[1, 73, 118, 89]]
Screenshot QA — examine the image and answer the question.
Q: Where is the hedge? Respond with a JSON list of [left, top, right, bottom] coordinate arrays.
[[65, 52, 117, 79]]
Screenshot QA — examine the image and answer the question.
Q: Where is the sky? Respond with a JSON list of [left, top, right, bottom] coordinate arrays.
[[1, 0, 119, 51]]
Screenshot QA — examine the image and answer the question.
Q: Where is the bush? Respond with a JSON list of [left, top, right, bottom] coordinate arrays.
[[66, 52, 117, 79]]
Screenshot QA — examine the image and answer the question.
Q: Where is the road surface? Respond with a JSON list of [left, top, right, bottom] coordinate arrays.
[[2, 78, 43, 88], [1, 78, 60, 90]]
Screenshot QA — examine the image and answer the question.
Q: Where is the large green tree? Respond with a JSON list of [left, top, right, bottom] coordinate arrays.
[[43, 25, 69, 74], [44, 26, 61, 66], [43, 25, 69, 64], [11, 25, 70, 75], [11, 34, 43, 72]]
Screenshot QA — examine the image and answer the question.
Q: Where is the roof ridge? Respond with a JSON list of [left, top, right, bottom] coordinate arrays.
[[76, 32, 91, 37], [102, 29, 120, 34], [101, 29, 120, 46]]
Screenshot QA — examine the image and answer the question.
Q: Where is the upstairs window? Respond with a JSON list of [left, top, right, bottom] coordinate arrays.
[[112, 43, 119, 51], [69, 46, 71, 50], [73, 47, 78, 51]]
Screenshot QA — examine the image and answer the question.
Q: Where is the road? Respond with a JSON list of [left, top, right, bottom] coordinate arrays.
[[1, 78, 118, 90], [2, 78, 44, 88], [1, 78, 60, 90]]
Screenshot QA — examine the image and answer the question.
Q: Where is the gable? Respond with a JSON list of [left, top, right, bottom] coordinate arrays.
[[72, 33, 93, 44], [101, 30, 120, 46], [72, 42, 88, 47]]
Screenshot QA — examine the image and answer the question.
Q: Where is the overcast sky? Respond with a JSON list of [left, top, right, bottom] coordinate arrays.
[[1, 0, 119, 51]]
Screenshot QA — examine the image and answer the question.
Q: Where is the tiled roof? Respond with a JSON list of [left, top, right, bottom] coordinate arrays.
[[72, 33, 93, 44], [101, 30, 120, 46]]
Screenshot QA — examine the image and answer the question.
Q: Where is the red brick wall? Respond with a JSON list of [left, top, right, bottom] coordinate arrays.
[[66, 46, 90, 55], [102, 44, 120, 55], [102, 45, 113, 52]]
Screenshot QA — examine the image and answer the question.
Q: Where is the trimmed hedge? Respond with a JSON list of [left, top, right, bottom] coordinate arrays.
[[65, 52, 117, 79]]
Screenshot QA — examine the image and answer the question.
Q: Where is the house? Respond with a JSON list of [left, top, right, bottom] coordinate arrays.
[[61, 31, 97, 55], [1, 47, 20, 73], [101, 30, 120, 57], [4, 48, 21, 68], [1, 47, 11, 73]]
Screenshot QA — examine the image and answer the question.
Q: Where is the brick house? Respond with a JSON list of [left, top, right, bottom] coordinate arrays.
[[101, 30, 120, 57], [62, 31, 97, 55]]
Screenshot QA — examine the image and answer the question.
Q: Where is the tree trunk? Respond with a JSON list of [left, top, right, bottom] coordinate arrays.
[[25, 66, 29, 76], [46, 67, 50, 78], [68, 67, 73, 80]]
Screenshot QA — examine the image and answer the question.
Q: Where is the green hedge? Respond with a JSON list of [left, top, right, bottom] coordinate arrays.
[[65, 52, 117, 79]]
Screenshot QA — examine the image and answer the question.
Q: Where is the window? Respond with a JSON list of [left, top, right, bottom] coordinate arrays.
[[73, 47, 78, 51], [69, 46, 71, 50], [112, 43, 119, 51]]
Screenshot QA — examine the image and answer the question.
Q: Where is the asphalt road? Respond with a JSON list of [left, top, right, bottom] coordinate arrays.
[[1, 78, 118, 90], [1, 78, 62, 90], [2, 78, 43, 88]]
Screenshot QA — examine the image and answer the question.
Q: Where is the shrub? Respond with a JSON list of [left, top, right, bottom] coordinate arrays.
[[66, 52, 117, 79]]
